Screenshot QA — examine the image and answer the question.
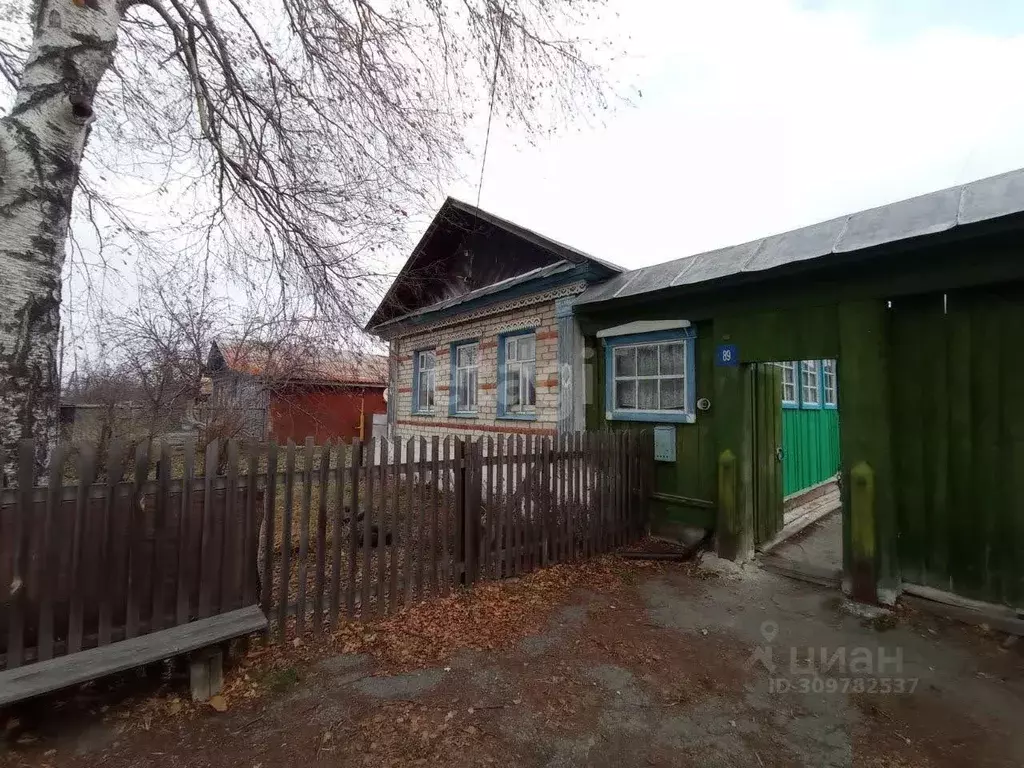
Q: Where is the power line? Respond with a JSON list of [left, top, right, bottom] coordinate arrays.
[[476, 2, 508, 208]]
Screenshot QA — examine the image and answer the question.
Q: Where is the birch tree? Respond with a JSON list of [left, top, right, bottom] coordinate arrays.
[[0, 0, 611, 474]]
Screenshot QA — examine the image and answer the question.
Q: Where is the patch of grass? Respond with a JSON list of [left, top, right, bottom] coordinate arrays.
[[260, 666, 301, 693]]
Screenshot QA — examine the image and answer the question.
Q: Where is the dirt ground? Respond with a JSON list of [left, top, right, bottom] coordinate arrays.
[[3, 554, 1024, 768], [773, 510, 843, 572]]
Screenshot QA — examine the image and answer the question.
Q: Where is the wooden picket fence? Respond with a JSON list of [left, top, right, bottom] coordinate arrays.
[[0, 430, 653, 670]]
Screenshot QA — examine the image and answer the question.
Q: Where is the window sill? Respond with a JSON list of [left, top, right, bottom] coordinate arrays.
[[448, 412, 479, 419], [410, 411, 437, 417], [497, 413, 537, 422], [605, 410, 695, 424]]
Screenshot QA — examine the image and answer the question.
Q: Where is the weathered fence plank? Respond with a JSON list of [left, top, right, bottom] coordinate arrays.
[[513, 435, 523, 576], [67, 445, 96, 654], [6, 441, 34, 668], [124, 441, 150, 639], [98, 440, 125, 646], [261, 441, 278, 619], [221, 440, 240, 615], [329, 442, 346, 628], [390, 435, 400, 613], [176, 440, 196, 626], [430, 436, 439, 596], [404, 437, 415, 605], [377, 437, 388, 616], [441, 437, 452, 594], [243, 442, 259, 608], [278, 441, 296, 638], [483, 436, 493, 580], [416, 437, 427, 601], [296, 438, 313, 635], [314, 440, 331, 635], [361, 438, 374, 618], [346, 439, 362, 619], [36, 444, 67, 662]]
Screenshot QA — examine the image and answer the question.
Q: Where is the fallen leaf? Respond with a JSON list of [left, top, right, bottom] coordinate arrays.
[[208, 695, 228, 713]]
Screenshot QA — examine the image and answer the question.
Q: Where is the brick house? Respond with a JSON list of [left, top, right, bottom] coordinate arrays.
[[366, 199, 620, 442]]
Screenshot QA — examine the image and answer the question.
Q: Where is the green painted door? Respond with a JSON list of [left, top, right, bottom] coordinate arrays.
[[782, 408, 841, 496], [752, 363, 784, 545]]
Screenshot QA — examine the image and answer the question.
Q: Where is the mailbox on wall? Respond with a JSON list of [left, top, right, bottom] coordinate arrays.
[[654, 425, 676, 462]]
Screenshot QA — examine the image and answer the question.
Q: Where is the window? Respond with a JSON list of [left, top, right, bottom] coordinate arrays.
[[778, 361, 797, 406], [500, 332, 536, 417], [605, 329, 695, 423], [453, 342, 478, 414], [800, 360, 820, 408], [822, 359, 837, 407], [412, 350, 436, 413]]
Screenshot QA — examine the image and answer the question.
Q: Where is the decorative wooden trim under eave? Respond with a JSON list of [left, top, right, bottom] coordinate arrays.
[[380, 281, 588, 341], [396, 418, 556, 436]]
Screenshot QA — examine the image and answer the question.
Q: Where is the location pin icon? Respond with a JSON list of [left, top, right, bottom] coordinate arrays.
[[761, 620, 779, 644]]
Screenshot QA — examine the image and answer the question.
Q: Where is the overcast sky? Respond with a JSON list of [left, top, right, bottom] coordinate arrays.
[[428, 0, 1024, 273], [56, 0, 1024, 366]]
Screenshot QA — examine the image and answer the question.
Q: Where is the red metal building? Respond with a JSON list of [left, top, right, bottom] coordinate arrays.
[[205, 341, 387, 442]]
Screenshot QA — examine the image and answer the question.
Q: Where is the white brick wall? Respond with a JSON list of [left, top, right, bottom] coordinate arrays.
[[389, 295, 560, 443]]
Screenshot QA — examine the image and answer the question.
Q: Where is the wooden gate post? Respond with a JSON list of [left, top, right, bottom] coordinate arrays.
[[717, 449, 740, 560], [849, 461, 877, 604], [455, 438, 467, 585]]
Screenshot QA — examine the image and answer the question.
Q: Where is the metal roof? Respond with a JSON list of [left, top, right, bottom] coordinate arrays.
[[577, 167, 1024, 307]]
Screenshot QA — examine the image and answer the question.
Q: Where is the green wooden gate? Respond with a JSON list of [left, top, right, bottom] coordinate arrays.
[[890, 285, 1024, 607], [752, 363, 784, 546]]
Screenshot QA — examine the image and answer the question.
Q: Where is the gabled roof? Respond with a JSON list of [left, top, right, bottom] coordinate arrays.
[[366, 198, 621, 332], [577, 166, 1024, 307], [208, 341, 387, 387]]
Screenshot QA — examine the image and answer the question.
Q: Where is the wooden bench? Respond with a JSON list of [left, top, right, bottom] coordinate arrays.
[[0, 605, 267, 707]]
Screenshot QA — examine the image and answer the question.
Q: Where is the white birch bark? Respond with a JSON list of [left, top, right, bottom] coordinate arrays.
[[0, 0, 119, 476]]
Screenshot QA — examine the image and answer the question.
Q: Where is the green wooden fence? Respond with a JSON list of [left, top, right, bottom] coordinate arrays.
[[889, 285, 1024, 608]]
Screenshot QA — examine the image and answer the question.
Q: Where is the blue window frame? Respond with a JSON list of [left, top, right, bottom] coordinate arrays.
[[449, 340, 479, 416], [779, 359, 837, 409], [778, 361, 798, 408], [800, 360, 821, 409], [411, 349, 436, 414], [498, 329, 537, 420], [822, 359, 838, 409], [604, 328, 696, 424]]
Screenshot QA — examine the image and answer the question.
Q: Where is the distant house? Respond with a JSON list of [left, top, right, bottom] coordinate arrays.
[[364, 198, 621, 442], [204, 341, 387, 443]]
